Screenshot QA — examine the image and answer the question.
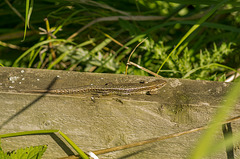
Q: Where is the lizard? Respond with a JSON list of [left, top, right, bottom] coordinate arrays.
[[21, 79, 167, 95]]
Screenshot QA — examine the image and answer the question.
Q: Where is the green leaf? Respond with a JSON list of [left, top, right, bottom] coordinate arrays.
[[6, 145, 47, 159], [0, 152, 8, 159], [0, 139, 7, 159]]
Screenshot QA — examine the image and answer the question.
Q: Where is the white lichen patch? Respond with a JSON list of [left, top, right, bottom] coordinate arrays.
[[9, 76, 19, 83], [216, 86, 223, 94], [170, 79, 182, 87]]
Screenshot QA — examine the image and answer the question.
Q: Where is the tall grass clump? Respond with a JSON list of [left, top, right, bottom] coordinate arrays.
[[0, 0, 238, 80]]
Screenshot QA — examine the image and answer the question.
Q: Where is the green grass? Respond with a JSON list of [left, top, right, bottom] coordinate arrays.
[[0, 0, 239, 80]]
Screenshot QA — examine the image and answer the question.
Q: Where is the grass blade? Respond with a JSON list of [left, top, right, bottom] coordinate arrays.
[[47, 51, 69, 69], [58, 131, 89, 159], [189, 78, 240, 158], [157, 0, 229, 74], [0, 130, 58, 138], [12, 39, 70, 67], [183, 63, 239, 78], [23, 0, 30, 41]]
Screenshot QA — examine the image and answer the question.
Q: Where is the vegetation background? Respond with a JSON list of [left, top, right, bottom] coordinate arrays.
[[0, 0, 240, 80]]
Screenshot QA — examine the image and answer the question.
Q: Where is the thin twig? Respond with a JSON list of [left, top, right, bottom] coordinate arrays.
[[59, 116, 240, 159], [91, 115, 240, 155], [67, 14, 206, 40], [69, 0, 130, 16], [125, 37, 148, 75], [125, 38, 163, 77], [4, 0, 25, 22], [0, 31, 35, 41], [127, 61, 162, 78], [0, 41, 28, 51], [97, 29, 128, 49]]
